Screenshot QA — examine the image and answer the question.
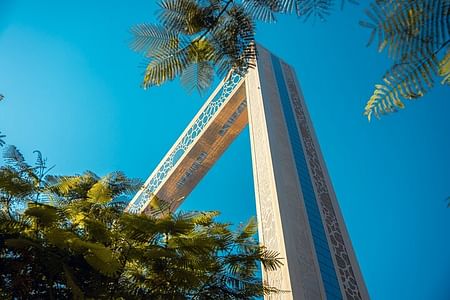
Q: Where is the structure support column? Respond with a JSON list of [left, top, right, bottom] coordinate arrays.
[[246, 46, 369, 300]]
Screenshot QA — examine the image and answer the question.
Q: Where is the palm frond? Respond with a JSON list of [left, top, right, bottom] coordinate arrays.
[[84, 246, 121, 276], [262, 281, 287, 295], [119, 212, 160, 242], [242, 0, 281, 23], [0, 167, 35, 198], [362, 0, 449, 60], [144, 194, 172, 217], [234, 217, 258, 244], [178, 38, 217, 93], [62, 264, 84, 299], [142, 46, 191, 88], [3, 145, 30, 171], [155, 212, 195, 236], [364, 52, 440, 120], [130, 24, 181, 58], [0, 213, 31, 234], [132, 0, 360, 93], [362, 0, 450, 119], [45, 228, 79, 250], [47, 172, 98, 198], [298, 0, 336, 22], [219, 274, 264, 296], [24, 203, 60, 227], [184, 210, 220, 226], [253, 0, 358, 19], [87, 181, 112, 204], [439, 48, 450, 84], [0, 131, 5, 147], [158, 0, 205, 35], [211, 5, 256, 76], [33, 150, 45, 169], [258, 247, 284, 271], [181, 60, 215, 93], [275, 0, 342, 21]]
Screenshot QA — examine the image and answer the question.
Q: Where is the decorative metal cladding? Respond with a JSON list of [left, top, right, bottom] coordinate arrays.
[[176, 151, 208, 188], [253, 59, 284, 294], [128, 73, 243, 213], [282, 63, 363, 300], [219, 100, 247, 136]]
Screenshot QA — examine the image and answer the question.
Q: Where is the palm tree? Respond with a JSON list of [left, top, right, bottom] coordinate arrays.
[[0, 146, 282, 299], [130, 0, 351, 93], [0, 146, 53, 217], [131, 0, 449, 119]]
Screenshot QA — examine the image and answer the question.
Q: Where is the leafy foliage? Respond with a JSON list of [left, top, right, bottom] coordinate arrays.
[[131, 0, 356, 93], [0, 132, 5, 147], [361, 0, 450, 120], [0, 146, 282, 299], [0, 146, 53, 217], [131, 0, 449, 121]]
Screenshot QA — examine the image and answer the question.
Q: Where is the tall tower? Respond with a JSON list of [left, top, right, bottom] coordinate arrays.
[[126, 46, 369, 300]]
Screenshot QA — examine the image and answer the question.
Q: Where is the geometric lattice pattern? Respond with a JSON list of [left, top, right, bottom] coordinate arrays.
[[282, 63, 363, 300], [127, 73, 243, 213]]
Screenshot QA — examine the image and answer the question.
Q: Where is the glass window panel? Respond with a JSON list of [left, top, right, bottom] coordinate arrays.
[[271, 55, 342, 299]]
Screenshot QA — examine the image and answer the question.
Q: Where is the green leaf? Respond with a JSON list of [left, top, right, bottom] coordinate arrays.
[[130, 23, 182, 58], [439, 49, 450, 84], [63, 264, 84, 300], [84, 246, 121, 276], [46, 228, 80, 250], [242, 0, 280, 23], [24, 203, 59, 226], [0, 131, 5, 147], [362, 0, 450, 119], [0, 167, 35, 197], [181, 61, 215, 93], [236, 217, 258, 242], [83, 218, 111, 244], [158, 0, 204, 35], [87, 181, 112, 204]]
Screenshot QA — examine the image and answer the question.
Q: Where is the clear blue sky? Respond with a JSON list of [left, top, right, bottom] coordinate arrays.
[[1, 1, 449, 299]]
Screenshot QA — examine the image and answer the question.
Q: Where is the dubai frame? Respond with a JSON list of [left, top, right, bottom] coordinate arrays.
[[126, 46, 370, 300]]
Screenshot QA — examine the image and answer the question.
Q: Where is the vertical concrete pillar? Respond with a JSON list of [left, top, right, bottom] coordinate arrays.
[[246, 46, 369, 300]]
